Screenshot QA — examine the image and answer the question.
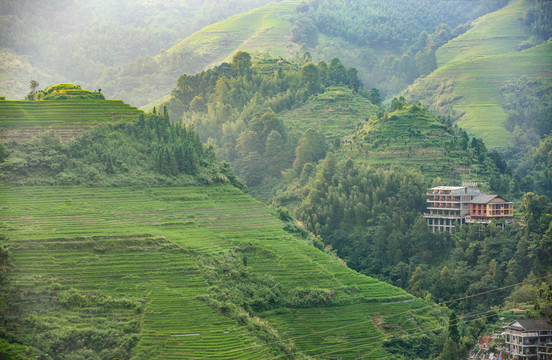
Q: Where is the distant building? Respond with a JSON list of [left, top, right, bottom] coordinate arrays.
[[502, 319, 552, 359], [423, 185, 481, 232], [423, 184, 513, 232], [466, 194, 514, 225]]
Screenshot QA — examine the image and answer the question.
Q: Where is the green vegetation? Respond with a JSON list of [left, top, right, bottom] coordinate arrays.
[[99, 0, 302, 107], [270, 151, 552, 358], [38, 83, 105, 101], [0, 97, 143, 143], [272, 149, 551, 356], [0, 185, 441, 359], [403, 0, 552, 148], [334, 97, 510, 185], [0, 0, 280, 100], [162, 52, 370, 197], [90, 0, 494, 107], [0, 114, 242, 188], [279, 86, 379, 142]]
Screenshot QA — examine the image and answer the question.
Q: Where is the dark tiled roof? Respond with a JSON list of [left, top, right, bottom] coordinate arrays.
[[471, 194, 499, 204], [514, 318, 552, 331]]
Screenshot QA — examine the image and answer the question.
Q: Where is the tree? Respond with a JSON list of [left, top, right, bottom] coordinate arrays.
[[232, 51, 252, 77], [520, 192, 550, 234], [293, 128, 327, 169], [26, 80, 40, 100], [300, 62, 321, 94], [29, 80, 39, 93]]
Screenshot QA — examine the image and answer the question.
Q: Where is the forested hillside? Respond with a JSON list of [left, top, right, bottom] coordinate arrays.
[[160, 52, 378, 198], [49, 0, 499, 108]]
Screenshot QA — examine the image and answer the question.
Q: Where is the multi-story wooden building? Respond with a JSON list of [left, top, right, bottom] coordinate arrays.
[[503, 319, 552, 359], [424, 184, 514, 232], [466, 194, 513, 225], [423, 185, 481, 232]]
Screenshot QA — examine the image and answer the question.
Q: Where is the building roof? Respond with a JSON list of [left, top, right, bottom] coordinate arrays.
[[429, 186, 466, 191], [470, 194, 511, 204], [506, 318, 552, 331]]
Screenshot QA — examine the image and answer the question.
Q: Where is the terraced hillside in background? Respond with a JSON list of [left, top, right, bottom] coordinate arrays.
[[106, 0, 301, 109], [0, 185, 441, 359], [336, 101, 504, 184], [403, 0, 552, 148], [0, 99, 142, 143], [279, 86, 380, 143]]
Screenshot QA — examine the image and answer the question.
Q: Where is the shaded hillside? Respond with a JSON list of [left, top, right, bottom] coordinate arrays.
[[336, 98, 510, 185], [402, 0, 552, 148], [0, 0, 281, 100], [156, 53, 373, 198]]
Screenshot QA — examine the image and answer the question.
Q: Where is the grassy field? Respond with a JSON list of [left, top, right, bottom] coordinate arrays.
[[403, 0, 552, 148], [0, 100, 142, 142], [0, 185, 441, 358]]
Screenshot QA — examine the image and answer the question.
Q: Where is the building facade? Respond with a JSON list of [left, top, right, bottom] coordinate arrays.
[[503, 319, 552, 360], [467, 194, 514, 225], [423, 185, 481, 232]]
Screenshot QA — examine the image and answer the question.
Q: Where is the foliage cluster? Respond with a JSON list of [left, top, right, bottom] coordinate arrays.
[[501, 77, 552, 137], [520, 0, 552, 48], [296, 0, 501, 48], [500, 77, 552, 198], [0, 113, 243, 188], [27, 83, 105, 101], [165, 52, 371, 189]]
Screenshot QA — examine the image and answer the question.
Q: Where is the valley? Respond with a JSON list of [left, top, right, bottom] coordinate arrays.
[[0, 0, 551, 359]]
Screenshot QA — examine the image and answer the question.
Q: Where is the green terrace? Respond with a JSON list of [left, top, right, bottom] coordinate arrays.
[[0, 185, 441, 358], [280, 86, 379, 143], [337, 104, 486, 183], [0, 100, 142, 142]]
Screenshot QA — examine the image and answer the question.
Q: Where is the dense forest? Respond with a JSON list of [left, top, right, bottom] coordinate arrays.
[[163, 52, 375, 193], [274, 153, 551, 358]]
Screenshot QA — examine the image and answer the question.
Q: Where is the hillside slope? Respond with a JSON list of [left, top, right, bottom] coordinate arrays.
[[0, 89, 142, 143], [403, 0, 552, 148], [0, 185, 440, 359], [0, 0, 282, 100], [336, 100, 506, 183], [279, 86, 380, 143], [100, 0, 301, 108]]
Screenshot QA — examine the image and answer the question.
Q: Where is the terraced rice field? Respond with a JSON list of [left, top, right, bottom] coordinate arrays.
[[167, 0, 300, 66], [280, 86, 379, 142], [337, 107, 485, 183], [0, 185, 439, 358], [403, 0, 552, 148], [0, 100, 142, 142]]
